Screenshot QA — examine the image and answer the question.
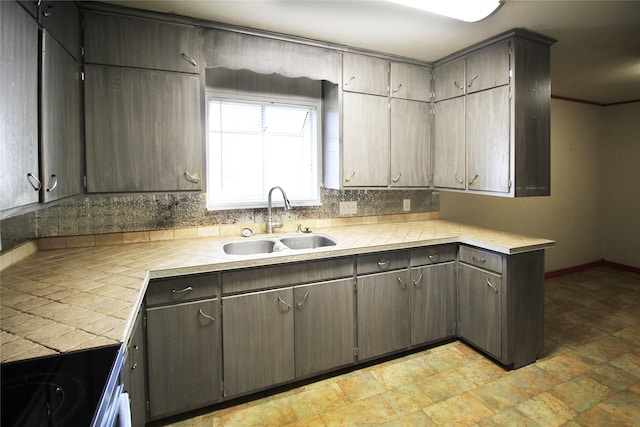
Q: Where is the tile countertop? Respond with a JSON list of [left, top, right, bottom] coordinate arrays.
[[0, 219, 554, 363]]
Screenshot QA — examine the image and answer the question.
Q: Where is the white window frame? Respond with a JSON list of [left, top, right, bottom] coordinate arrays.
[[205, 92, 322, 211]]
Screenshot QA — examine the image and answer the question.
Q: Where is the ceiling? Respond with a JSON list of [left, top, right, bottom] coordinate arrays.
[[102, 0, 640, 106]]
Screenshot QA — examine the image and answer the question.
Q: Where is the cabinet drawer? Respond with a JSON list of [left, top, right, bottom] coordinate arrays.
[[146, 274, 218, 306], [222, 257, 353, 295], [411, 244, 457, 266], [459, 246, 503, 274], [357, 250, 409, 275]]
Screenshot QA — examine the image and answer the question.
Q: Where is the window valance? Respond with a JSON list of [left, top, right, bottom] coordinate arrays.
[[203, 29, 341, 83]]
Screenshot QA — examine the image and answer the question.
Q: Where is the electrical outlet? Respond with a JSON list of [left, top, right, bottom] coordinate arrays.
[[340, 201, 357, 215], [403, 199, 411, 212]]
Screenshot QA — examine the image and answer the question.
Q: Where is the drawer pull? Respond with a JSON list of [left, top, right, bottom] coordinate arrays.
[[198, 309, 215, 321], [377, 260, 391, 268], [412, 273, 423, 288], [472, 256, 486, 263], [486, 279, 498, 293], [296, 291, 310, 308], [277, 296, 291, 310], [397, 276, 407, 289], [181, 52, 197, 67], [172, 286, 193, 294]]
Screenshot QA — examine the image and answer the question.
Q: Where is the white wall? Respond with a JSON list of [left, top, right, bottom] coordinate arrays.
[[440, 99, 610, 272], [602, 103, 640, 268]]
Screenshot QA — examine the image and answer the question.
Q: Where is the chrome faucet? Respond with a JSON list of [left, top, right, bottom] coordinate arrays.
[[266, 186, 292, 233]]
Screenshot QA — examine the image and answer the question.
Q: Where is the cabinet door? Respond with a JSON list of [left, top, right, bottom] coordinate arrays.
[[466, 40, 510, 94], [433, 97, 466, 189], [342, 92, 389, 187], [357, 270, 410, 361], [410, 262, 456, 346], [458, 264, 502, 359], [390, 99, 431, 187], [342, 53, 388, 96], [0, 1, 39, 211], [84, 12, 201, 74], [146, 299, 221, 419], [295, 279, 355, 378], [466, 85, 510, 193], [84, 65, 203, 192], [124, 310, 147, 427], [41, 30, 83, 202], [433, 58, 465, 101], [223, 287, 294, 397], [390, 62, 430, 102]]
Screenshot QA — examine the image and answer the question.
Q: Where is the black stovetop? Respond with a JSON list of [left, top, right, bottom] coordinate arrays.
[[1, 344, 120, 427]]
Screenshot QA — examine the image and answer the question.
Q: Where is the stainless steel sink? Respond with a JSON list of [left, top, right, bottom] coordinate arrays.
[[279, 235, 337, 250], [222, 234, 337, 255], [222, 239, 276, 255]]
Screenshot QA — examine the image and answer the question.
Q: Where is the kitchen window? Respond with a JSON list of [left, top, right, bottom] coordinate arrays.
[[206, 96, 320, 210]]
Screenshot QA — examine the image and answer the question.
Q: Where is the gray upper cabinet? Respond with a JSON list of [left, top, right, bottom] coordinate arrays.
[[341, 92, 390, 187], [84, 65, 203, 192], [433, 96, 465, 189], [41, 30, 83, 202], [433, 30, 554, 197], [1, 1, 39, 211], [390, 99, 431, 187], [84, 11, 202, 74], [465, 40, 510, 94], [390, 62, 430, 102], [39, 0, 81, 60], [342, 53, 388, 96], [466, 85, 511, 193], [433, 58, 465, 101]]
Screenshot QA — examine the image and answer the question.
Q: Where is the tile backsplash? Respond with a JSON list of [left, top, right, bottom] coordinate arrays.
[[1, 188, 439, 252]]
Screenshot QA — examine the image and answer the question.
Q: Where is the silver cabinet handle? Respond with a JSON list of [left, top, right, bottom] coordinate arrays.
[[27, 173, 41, 191], [397, 276, 407, 288], [412, 273, 423, 288], [468, 75, 479, 88], [296, 291, 309, 308], [469, 174, 479, 186], [41, 6, 53, 17], [172, 286, 193, 294], [486, 279, 498, 293], [472, 256, 486, 263], [377, 260, 391, 269], [454, 173, 464, 184], [46, 174, 58, 192], [184, 171, 200, 183], [344, 76, 356, 86], [277, 296, 291, 310], [454, 81, 464, 90], [181, 53, 197, 67], [345, 171, 356, 182], [392, 84, 402, 93], [392, 173, 401, 183], [199, 309, 215, 321]]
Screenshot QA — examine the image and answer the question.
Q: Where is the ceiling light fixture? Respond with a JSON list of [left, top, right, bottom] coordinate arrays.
[[387, 0, 503, 22]]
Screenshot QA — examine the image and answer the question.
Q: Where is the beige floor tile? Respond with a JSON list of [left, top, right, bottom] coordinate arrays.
[[423, 392, 494, 425]]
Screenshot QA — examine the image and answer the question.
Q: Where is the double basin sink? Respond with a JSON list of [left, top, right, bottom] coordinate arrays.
[[223, 234, 337, 256]]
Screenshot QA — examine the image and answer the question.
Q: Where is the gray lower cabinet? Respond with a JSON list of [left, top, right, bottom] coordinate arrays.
[[410, 262, 456, 346], [84, 65, 203, 192], [146, 298, 221, 419], [457, 264, 502, 359], [124, 309, 146, 427], [357, 269, 411, 361], [294, 278, 355, 378], [222, 287, 295, 398]]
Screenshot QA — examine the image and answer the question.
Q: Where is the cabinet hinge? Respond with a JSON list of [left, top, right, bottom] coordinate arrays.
[[81, 45, 85, 58], [142, 314, 147, 329], [83, 175, 87, 188], [81, 71, 85, 82], [353, 347, 359, 357], [220, 380, 225, 394], [146, 400, 150, 413], [353, 279, 357, 292], [508, 180, 513, 189]]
